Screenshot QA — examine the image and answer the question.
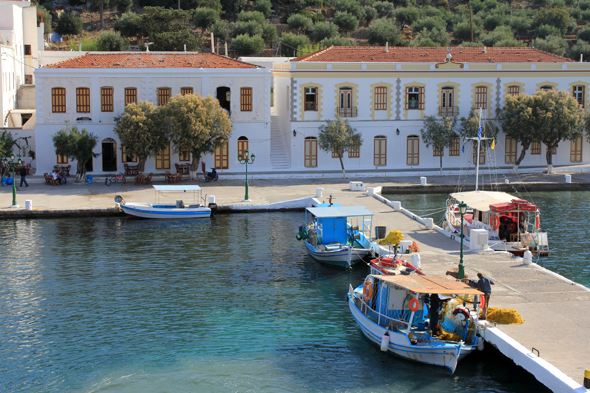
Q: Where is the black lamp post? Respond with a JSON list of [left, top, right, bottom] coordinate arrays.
[[458, 201, 467, 279], [3, 153, 22, 207], [237, 150, 255, 202]]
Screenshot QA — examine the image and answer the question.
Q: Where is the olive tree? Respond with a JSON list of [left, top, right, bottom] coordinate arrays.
[[420, 115, 457, 175], [52, 125, 98, 182], [318, 118, 363, 178], [156, 94, 232, 180], [113, 101, 168, 173], [193, 7, 220, 37]]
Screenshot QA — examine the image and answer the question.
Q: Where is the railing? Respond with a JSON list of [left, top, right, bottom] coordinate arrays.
[[438, 106, 458, 117], [337, 106, 358, 118], [350, 284, 409, 330], [305, 102, 317, 111]]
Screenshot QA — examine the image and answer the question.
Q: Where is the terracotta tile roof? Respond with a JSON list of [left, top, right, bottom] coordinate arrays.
[[292, 46, 572, 63], [43, 52, 260, 69]]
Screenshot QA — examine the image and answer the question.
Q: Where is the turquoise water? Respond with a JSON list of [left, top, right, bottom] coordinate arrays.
[[383, 190, 590, 287], [0, 214, 548, 392]]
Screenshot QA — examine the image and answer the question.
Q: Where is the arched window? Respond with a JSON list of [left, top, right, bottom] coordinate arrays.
[[374, 135, 386, 166], [304, 137, 318, 168], [238, 136, 249, 160], [407, 135, 419, 166]]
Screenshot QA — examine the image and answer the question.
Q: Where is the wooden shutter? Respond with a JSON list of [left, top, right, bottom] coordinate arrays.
[[405, 87, 409, 110], [531, 141, 541, 155], [419, 87, 425, 110], [505, 137, 517, 164], [240, 87, 253, 111], [52, 87, 66, 113], [101, 87, 114, 112], [237, 138, 248, 160], [305, 137, 318, 168], [475, 86, 487, 109], [76, 87, 90, 113], [124, 88, 137, 106], [374, 137, 386, 166], [407, 136, 419, 166], [158, 88, 171, 106], [571, 136, 582, 162], [181, 87, 194, 96]]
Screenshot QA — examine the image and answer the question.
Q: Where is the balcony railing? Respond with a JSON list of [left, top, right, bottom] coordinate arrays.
[[337, 106, 358, 118], [438, 106, 458, 117]]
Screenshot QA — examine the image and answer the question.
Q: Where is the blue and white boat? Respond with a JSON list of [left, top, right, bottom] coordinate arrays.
[[348, 274, 484, 374], [296, 205, 375, 268], [120, 185, 211, 219]]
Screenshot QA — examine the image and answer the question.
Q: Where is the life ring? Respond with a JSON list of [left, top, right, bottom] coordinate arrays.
[[535, 216, 540, 230], [479, 295, 486, 309], [409, 298, 419, 312], [363, 279, 374, 302], [490, 215, 500, 230]]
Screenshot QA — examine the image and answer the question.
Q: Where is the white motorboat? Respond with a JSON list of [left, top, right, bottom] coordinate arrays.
[[118, 185, 212, 219]]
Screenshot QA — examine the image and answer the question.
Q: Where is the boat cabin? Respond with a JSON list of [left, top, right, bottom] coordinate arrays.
[[303, 206, 374, 250]]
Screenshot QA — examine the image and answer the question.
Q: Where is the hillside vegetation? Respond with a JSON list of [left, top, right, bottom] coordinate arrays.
[[34, 0, 590, 59]]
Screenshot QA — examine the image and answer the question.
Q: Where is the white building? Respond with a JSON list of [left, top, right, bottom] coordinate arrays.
[[272, 46, 590, 174], [34, 52, 272, 175]]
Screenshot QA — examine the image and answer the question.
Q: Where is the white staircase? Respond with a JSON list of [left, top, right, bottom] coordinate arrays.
[[270, 115, 290, 169]]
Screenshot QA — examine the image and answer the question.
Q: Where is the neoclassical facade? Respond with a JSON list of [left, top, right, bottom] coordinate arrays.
[[272, 46, 590, 173]]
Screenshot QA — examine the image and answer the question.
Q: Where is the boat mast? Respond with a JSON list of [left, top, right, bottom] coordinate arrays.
[[475, 107, 482, 192]]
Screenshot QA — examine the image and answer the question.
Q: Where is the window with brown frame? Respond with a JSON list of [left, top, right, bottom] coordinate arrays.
[[76, 87, 90, 113], [473, 143, 486, 165], [179, 149, 190, 162], [122, 147, 137, 163], [57, 154, 68, 164], [348, 147, 359, 158], [24, 75, 32, 85], [215, 141, 229, 169], [571, 136, 582, 162], [475, 86, 487, 109], [573, 86, 585, 108], [540, 86, 553, 92], [332, 149, 343, 158], [374, 136, 386, 166], [240, 87, 253, 111], [449, 136, 460, 156], [406, 87, 424, 110], [181, 87, 194, 96], [374, 86, 387, 110], [155, 143, 171, 170], [433, 146, 443, 157], [52, 87, 66, 113], [304, 87, 317, 111], [124, 88, 137, 106], [505, 136, 517, 164], [24, 44, 31, 56], [407, 136, 419, 165], [305, 137, 318, 168], [237, 137, 248, 160], [531, 141, 541, 155], [101, 87, 114, 112], [507, 85, 520, 96], [158, 87, 171, 106]]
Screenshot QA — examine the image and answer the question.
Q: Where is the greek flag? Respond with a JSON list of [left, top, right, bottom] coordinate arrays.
[[477, 108, 483, 140], [462, 144, 465, 153]]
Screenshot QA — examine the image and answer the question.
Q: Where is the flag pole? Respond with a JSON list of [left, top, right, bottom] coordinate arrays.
[[475, 107, 482, 191]]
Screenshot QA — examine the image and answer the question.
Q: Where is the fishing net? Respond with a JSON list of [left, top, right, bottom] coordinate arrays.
[[485, 307, 525, 325], [438, 331, 463, 342], [379, 230, 404, 245]]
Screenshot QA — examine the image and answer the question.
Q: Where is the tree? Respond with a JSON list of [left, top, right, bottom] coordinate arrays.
[[420, 115, 457, 175], [254, 0, 273, 18], [411, 16, 446, 35], [0, 131, 14, 176], [532, 35, 567, 56], [89, 0, 109, 29], [287, 14, 313, 33], [97, 31, 130, 51], [333, 12, 359, 36], [458, 108, 500, 164], [237, 11, 266, 24], [394, 6, 420, 25], [321, 36, 355, 46], [310, 21, 339, 42], [373, 1, 395, 18], [55, 12, 83, 36], [230, 34, 264, 56], [52, 125, 98, 182], [113, 101, 167, 173], [211, 20, 231, 40], [367, 18, 406, 46], [156, 94, 232, 179], [37, 6, 53, 35], [535, 7, 571, 34], [114, 12, 143, 40], [335, 0, 366, 22], [193, 8, 220, 37], [232, 21, 264, 37], [262, 24, 277, 42], [410, 27, 450, 47], [280, 33, 310, 56], [570, 39, 590, 61], [318, 118, 363, 178], [535, 90, 584, 173], [152, 27, 204, 51], [363, 6, 377, 25]]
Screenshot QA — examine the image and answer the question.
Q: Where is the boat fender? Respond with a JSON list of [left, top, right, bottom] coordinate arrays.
[[535, 215, 540, 230], [363, 279, 374, 302], [477, 337, 485, 351], [380, 332, 390, 352], [490, 215, 500, 230]]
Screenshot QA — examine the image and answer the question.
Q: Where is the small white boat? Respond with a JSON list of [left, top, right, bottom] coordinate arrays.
[[296, 205, 376, 268], [119, 185, 212, 219], [349, 274, 484, 374]]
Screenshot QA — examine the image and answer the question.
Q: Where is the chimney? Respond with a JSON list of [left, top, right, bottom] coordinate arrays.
[[184, 44, 187, 52], [385, 42, 389, 53], [225, 42, 228, 57], [211, 33, 214, 54], [483, 46, 487, 53], [581, 54, 584, 63], [78, 42, 81, 51]]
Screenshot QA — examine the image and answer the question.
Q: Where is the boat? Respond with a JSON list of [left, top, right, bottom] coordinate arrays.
[[444, 191, 550, 257], [369, 254, 426, 276], [348, 274, 485, 374], [118, 185, 213, 219], [296, 205, 376, 268]]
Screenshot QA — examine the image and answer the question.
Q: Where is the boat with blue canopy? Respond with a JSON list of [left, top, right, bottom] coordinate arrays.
[[119, 185, 212, 219], [296, 205, 375, 268]]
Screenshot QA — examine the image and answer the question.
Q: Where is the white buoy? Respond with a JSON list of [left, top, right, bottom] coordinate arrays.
[[523, 250, 533, 265], [411, 254, 421, 269], [25, 200, 32, 210], [380, 333, 390, 351]]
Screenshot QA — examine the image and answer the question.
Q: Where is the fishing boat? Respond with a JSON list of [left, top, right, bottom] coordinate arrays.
[[348, 274, 484, 374], [118, 185, 212, 219], [444, 191, 550, 257], [296, 205, 375, 268], [369, 254, 425, 276]]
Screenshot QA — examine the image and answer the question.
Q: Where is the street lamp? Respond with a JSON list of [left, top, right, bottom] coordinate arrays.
[[237, 150, 255, 202], [458, 201, 468, 279], [3, 153, 22, 208]]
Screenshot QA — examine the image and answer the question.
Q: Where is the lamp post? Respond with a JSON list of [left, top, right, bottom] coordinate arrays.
[[458, 201, 468, 279], [3, 153, 22, 208], [237, 150, 255, 202]]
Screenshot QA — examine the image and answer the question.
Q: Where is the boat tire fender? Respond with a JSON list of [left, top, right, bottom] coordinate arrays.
[[380, 332, 390, 352], [363, 279, 374, 302]]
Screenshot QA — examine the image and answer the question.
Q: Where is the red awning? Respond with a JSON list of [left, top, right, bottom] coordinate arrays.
[[489, 199, 537, 213]]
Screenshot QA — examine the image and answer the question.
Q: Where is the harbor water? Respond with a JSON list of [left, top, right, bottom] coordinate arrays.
[[0, 213, 550, 392]]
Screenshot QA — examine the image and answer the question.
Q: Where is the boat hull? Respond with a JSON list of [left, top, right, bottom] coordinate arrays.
[[303, 240, 370, 267], [121, 203, 211, 219], [348, 293, 475, 373]]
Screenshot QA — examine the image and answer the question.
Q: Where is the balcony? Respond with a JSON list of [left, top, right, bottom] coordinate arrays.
[[337, 106, 358, 118], [438, 106, 457, 117]]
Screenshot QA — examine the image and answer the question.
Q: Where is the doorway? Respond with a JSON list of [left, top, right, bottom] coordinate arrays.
[[217, 86, 231, 115], [102, 139, 117, 172]]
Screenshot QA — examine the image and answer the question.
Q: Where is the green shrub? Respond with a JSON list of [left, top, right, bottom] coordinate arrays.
[[114, 12, 142, 38], [333, 12, 359, 35], [570, 39, 590, 61], [310, 21, 339, 42], [484, 14, 504, 30], [96, 31, 130, 51], [321, 36, 356, 46], [395, 7, 420, 25], [237, 11, 266, 24], [411, 16, 445, 34], [230, 34, 264, 56], [363, 6, 378, 25], [335, 0, 366, 21], [493, 38, 526, 47], [152, 29, 203, 51], [287, 14, 313, 32], [535, 7, 571, 34], [453, 21, 483, 41], [367, 18, 406, 45], [280, 33, 310, 56], [262, 24, 277, 41], [69, 35, 101, 51], [112, 0, 133, 13], [552, 0, 566, 7], [480, 25, 514, 46], [458, 41, 484, 47], [580, 9, 590, 23], [37, 5, 53, 34], [580, 0, 590, 10], [509, 16, 530, 35], [232, 21, 264, 37], [533, 0, 550, 5], [536, 24, 562, 38], [311, 13, 325, 23], [254, 0, 273, 17], [55, 12, 83, 36], [193, 8, 220, 34], [568, 7, 581, 20], [410, 27, 449, 46], [533, 35, 567, 56], [373, 1, 395, 18], [211, 19, 231, 40]]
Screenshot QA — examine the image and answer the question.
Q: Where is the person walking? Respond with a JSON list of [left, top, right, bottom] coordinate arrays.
[[19, 165, 28, 187], [464, 273, 494, 320]]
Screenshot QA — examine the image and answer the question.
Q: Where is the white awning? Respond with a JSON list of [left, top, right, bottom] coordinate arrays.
[[306, 205, 373, 218], [450, 190, 515, 212], [153, 185, 202, 192]]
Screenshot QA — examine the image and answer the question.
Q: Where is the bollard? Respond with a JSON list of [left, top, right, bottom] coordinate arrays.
[[316, 188, 323, 198], [420, 176, 427, 186], [424, 217, 433, 229], [523, 250, 532, 265], [209, 195, 216, 204], [25, 200, 32, 210], [565, 174, 571, 184], [505, 178, 510, 184], [584, 369, 590, 389]]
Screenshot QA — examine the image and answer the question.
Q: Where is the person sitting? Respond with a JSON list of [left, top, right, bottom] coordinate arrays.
[[58, 170, 67, 184], [51, 171, 59, 184]]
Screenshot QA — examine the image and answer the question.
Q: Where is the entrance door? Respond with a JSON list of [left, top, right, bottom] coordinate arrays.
[[217, 86, 231, 115], [339, 87, 353, 117], [441, 87, 454, 116], [102, 139, 117, 172], [304, 137, 317, 167]]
